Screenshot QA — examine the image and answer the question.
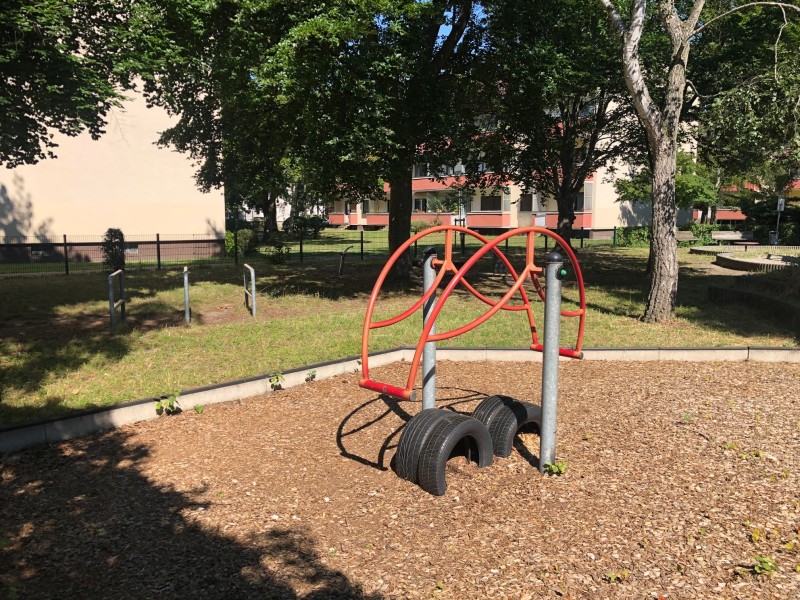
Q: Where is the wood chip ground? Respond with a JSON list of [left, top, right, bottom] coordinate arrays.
[[2, 360, 799, 599]]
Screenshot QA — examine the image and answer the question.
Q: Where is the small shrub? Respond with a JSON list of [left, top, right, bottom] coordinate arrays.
[[411, 219, 435, 234], [194, 404, 204, 415], [287, 215, 326, 238], [101, 228, 125, 272], [269, 372, 285, 391], [267, 238, 291, 264], [615, 226, 650, 247], [543, 459, 567, 475], [155, 393, 181, 416], [751, 555, 776, 575], [225, 229, 255, 257]]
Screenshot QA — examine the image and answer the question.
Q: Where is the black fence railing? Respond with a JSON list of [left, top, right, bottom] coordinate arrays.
[[0, 234, 228, 276], [0, 228, 611, 277]]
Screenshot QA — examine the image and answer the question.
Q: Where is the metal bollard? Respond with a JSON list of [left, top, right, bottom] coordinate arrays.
[[539, 252, 565, 471], [422, 247, 437, 409], [183, 267, 191, 324]]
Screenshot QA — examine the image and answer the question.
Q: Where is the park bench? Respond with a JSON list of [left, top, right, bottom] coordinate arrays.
[[711, 230, 756, 246], [675, 229, 698, 244]]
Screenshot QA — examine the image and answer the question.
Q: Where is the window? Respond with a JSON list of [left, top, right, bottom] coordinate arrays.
[[480, 195, 501, 211], [361, 200, 370, 214], [519, 194, 533, 212], [413, 197, 428, 212], [413, 164, 428, 178]]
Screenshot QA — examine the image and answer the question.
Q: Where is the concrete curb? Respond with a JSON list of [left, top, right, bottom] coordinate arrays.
[[2, 346, 798, 454]]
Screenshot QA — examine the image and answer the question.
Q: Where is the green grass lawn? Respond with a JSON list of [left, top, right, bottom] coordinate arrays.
[[0, 246, 796, 428]]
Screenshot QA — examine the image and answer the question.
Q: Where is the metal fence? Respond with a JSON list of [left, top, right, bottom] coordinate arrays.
[[0, 234, 227, 276], [0, 228, 611, 277]]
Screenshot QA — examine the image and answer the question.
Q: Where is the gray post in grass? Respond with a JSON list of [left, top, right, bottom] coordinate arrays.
[[183, 267, 191, 324], [539, 251, 564, 471], [108, 269, 126, 331], [243, 263, 256, 317], [422, 247, 437, 409]]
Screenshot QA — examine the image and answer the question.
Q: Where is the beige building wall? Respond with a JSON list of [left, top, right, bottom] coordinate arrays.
[[0, 92, 224, 239]]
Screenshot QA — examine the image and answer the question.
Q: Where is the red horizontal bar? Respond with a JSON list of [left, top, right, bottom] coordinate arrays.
[[529, 344, 584, 359], [359, 379, 415, 401]]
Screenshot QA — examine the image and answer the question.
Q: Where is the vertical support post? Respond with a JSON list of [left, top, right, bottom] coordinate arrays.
[[183, 266, 191, 324], [234, 228, 239, 265], [539, 252, 564, 472], [108, 270, 126, 331], [243, 263, 256, 317], [360, 230, 364, 260], [157, 233, 162, 270], [421, 247, 437, 409], [63, 235, 69, 275], [581, 228, 585, 249], [613, 226, 617, 246], [460, 231, 466, 256]]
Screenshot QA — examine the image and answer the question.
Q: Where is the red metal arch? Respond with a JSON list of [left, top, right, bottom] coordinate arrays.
[[360, 226, 586, 400]]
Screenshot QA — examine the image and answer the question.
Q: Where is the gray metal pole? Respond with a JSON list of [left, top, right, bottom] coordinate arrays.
[[539, 251, 565, 471], [422, 247, 437, 409], [183, 266, 191, 324], [108, 273, 115, 331]]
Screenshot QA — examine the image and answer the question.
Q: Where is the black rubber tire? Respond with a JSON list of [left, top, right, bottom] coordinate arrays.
[[394, 408, 455, 483], [417, 414, 493, 496], [488, 401, 542, 458], [472, 395, 519, 432]]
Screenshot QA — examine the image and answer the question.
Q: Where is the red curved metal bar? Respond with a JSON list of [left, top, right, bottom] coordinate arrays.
[[360, 226, 586, 399]]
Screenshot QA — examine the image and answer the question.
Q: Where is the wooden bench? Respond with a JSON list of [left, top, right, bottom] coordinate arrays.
[[711, 230, 756, 245], [675, 229, 698, 244]]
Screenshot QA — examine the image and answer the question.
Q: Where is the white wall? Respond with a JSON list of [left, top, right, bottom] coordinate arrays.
[[0, 91, 224, 239]]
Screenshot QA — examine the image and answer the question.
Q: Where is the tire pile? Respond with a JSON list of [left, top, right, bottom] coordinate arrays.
[[395, 396, 542, 496]]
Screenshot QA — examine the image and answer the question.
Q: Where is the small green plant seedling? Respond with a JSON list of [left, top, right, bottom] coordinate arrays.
[[194, 404, 204, 415], [605, 569, 629, 583], [155, 394, 180, 416], [543, 460, 567, 475], [751, 555, 776, 575], [681, 412, 693, 423], [305, 370, 317, 383], [269, 372, 285, 391]]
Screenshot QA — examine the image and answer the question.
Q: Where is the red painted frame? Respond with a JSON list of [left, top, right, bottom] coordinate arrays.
[[359, 226, 586, 400]]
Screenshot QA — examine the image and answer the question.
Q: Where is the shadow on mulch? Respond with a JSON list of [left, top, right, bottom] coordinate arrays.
[[0, 431, 382, 600]]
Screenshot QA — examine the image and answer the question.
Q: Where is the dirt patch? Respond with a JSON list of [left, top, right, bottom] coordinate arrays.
[[2, 360, 799, 599]]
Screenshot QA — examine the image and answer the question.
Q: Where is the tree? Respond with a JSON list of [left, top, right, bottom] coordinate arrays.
[[136, 0, 297, 238], [258, 1, 490, 280], [597, 0, 800, 322], [481, 0, 635, 246], [615, 151, 718, 215], [0, 0, 141, 167]]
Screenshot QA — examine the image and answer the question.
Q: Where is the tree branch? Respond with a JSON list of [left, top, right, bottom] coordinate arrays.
[[693, 2, 800, 37]]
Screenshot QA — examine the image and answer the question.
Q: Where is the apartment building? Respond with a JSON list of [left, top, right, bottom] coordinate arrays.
[[328, 162, 683, 236]]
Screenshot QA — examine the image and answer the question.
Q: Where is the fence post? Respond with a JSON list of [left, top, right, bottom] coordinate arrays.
[[360, 230, 364, 260], [156, 233, 162, 270], [234, 228, 239, 265], [613, 226, 617, 246], [581, 228, 585, 249], [63, 235, 69, 275]]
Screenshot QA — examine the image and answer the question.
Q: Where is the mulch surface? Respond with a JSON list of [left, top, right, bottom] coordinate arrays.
[[2, 360, 799, 599]]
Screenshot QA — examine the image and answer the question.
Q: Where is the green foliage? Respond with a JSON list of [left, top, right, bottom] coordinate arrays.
[[286, 215, 326, 239], [0, 0, 143, 166], [543, 460, 568, 475], [751, 555, 777, 575], [193, 404, 204, 415], [101, 228, 125, 272], [615, 227, 651, 248], [737, 193, 800, 245], [266, 239, 291, 264], [305, 370, 317, 383], [225, 229, 256, 257], [155, 393, 180, 416], [411, 218, 441, 234], [269, 372, 284, 391]]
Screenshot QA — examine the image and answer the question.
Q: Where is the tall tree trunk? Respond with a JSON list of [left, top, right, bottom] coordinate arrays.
[[556, 188, 578, 247], [387, 168, 413, 282], [643, 139, 679, 322]]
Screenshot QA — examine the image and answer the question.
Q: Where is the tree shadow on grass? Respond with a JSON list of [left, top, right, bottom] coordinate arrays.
[[0, 430, 382, 600]]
